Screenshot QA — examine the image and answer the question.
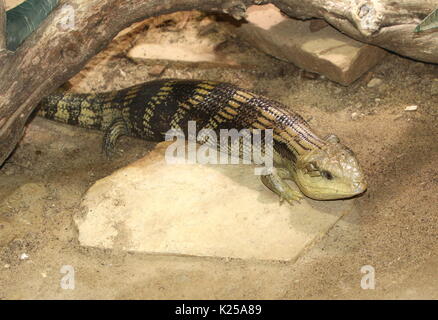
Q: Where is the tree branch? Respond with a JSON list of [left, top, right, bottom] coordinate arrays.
[[0, 0, 437, 166]]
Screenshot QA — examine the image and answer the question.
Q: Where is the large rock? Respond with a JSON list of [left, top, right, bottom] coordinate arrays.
[[75, 142, 357, 261], [126, 12, 239, 68], [237, 4, 388, 85]]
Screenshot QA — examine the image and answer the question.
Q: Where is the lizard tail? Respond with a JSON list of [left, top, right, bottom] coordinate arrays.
[[38, 92, 106, 130]]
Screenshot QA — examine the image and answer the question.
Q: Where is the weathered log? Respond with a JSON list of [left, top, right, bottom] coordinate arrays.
[[0, 0, 436, 167], [274, 0, 438, 64]]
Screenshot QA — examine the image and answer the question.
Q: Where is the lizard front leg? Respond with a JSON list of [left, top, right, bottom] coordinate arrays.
[[260, 167, 303, 205]]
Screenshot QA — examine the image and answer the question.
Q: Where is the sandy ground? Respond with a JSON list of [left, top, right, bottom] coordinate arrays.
[[0, 11, 437, 299]]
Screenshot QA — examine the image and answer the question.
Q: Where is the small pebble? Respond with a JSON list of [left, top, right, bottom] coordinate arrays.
[[351, 112, 364, 121], [404, 105, 418, 111], [367, 78, 382, 88], [20, 253, 29, 260], [148, 65, 166, 77]]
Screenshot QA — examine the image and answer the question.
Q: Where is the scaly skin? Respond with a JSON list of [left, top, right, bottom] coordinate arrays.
[[38, 79, 367, 203]]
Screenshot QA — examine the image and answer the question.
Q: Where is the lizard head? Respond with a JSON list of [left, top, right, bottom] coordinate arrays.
[[292, 134, 367, 200]]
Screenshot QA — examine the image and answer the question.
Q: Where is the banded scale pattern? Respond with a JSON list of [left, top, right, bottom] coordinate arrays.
[[38, 79, 326, 164]]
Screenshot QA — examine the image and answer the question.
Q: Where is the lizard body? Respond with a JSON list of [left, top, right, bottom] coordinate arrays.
[[38, 79, 367, 203]]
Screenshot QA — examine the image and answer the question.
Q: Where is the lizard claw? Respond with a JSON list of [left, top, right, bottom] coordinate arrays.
[[279, 188, 303, 206]]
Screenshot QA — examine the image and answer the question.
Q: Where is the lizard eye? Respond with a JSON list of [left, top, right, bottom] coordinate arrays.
[[321, 170, 333, 180]]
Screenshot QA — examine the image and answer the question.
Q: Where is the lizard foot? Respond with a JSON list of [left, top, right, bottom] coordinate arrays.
[[102, 117, 128, 159], [260, 169, 303, 206]]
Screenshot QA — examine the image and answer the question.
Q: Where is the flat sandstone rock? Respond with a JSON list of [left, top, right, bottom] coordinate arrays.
[[76, 142, 357, 261], [237, 4, 387, 85]]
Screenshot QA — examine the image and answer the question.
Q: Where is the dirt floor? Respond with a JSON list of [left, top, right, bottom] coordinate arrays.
[[0, 11, 437, 299]]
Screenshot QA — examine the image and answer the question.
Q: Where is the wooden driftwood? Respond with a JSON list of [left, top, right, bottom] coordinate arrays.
[[272, 0, 438, 63], [0, 0, 437, 166]]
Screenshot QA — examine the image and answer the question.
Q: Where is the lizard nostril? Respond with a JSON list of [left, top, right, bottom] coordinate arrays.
[[353, 182, 367, 193]]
